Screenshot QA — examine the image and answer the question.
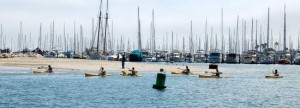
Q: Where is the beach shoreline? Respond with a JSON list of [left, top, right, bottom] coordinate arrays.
[[0, 57, 208, 72]]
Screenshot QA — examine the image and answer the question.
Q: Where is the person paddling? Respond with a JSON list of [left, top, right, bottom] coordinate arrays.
[[160, 68, 164, 72], [273, 69, 279, 76], [99, 67, 106, 76], [129, 67, 137, 76], [215, 71, 221, 77], [183, 66, 190, 75], [47, 65, 53, 73]]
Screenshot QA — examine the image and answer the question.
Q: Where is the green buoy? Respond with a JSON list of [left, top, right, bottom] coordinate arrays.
[[153, 68, 166, 89]]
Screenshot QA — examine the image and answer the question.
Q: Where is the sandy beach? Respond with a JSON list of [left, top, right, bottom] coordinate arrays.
[[0, 57, 209, 72]]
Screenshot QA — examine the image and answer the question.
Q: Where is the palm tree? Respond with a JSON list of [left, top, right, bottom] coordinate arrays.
[[261, 43, 268, 53], [255, 45, 259, 50], [274, 42, 279, 51]]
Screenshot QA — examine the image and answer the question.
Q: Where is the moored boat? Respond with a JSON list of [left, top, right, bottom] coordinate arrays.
[[129, 50, 143, 62], [225, 53, 239, 63], [259, 48, 276, 64], [293, 52, 300, 64], [208, 49, 222, 63], [242, 50, 257, 64], [195, 50, 206, 63], [169, 50, 184, 62], [277, 58, 290, 64]]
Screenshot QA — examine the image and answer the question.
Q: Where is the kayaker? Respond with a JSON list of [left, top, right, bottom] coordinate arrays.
[[99, 67, 106, 76], [274, 70, 279, 76], [47, 65, 53, 73], [121, 53, 126, 69], [215, 71, 221, 77], [160, 68, 164, 72], [129, 67, 137, 76], [183, 66, 190, 75]]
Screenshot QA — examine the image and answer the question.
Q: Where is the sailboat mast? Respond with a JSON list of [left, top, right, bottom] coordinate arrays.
[[210, 27, 213, 51], [199, 35, 201, 50], [221, 8, 224, 54], [152, 9, 156, 52], [190, 20, 193, 54], [38, 23, 42, 49], [298, 34, 300, 50], [96, 0, 103, 53], [103, 0, 109, 54], [51, 21, 54, 51], [205, 18, 208, 54], [171, 31, 173, 52], [267, 8, 270, 49], [283, 4, 287, 52], [73, 22, 76, 53], [80, 25, 83, 54], [20, 21, 23, 51], [256, 20, 258, 51], [183, 37, 185, 52], [260, 25, 262, 52], [244, 21, 247, 52], [229, 28, 231, 52], [215, 34, 217, 50], [251, 18, 253, 50], [236, 15, 239, 54], [137, 7, 142, 51]]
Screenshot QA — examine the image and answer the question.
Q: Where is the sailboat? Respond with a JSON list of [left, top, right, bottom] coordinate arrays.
[[129, 7, 143, 62], [88, 0, 110, 60], [242, 19, 257, 64], [277, 5, 291, 64], [259, 8, 275, 64]]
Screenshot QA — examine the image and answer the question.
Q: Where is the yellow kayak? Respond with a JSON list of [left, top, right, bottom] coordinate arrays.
[[265, 75, 283, 78], [33, 70, 51, 74], [120, 72, 142, 77], [85, 73, 112, 77], [121, 74, 142, 77], [198, 74, 228, 78], [171, 71, 195, 75], [171, 71, 183, 74]]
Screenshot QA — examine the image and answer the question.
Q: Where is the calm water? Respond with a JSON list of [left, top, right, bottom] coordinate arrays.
[[0, 64, 299, 108]]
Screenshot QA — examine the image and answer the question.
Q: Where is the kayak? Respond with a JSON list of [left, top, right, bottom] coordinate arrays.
[[171, 71, 183, 74], [120, 70, 142, 77], [120, 72, 142, 77], [265, 75, 283, 78], [198, 74, 228, 78], [171, 71, 195, 75], [85, 73, 112, 77], [121, 74, 142, 77], [33, 70, 52, 74]]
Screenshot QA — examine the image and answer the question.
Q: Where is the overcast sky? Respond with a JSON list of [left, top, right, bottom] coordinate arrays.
[[0, 0, 299, 50]]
